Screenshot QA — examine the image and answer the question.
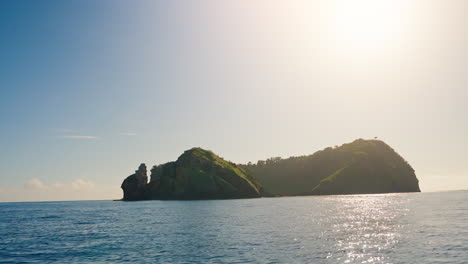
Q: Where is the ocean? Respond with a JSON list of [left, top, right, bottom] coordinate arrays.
[[0, 191, 466, 264]]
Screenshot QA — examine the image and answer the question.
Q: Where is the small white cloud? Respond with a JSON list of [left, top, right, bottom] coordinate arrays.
[[61, 135, 98, 139], [0, 178, 121, 202], [23, 178, 95, 191], [23, 178, 46, 190], [120, 132, 137, 136], [71, 179, 95, 191]]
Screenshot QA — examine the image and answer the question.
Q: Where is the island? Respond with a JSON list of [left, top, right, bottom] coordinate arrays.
[[121, 139, 420, 201]]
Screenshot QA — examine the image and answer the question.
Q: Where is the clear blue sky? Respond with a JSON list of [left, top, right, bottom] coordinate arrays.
[[1, 0, 467, 201]]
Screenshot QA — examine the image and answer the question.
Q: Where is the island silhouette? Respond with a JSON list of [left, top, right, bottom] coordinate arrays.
[[121, 139, 420, 201]]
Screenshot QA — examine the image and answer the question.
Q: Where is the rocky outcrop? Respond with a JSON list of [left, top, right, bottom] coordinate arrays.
[[121, 148, 262, 201], [121, 163, 148, 201]]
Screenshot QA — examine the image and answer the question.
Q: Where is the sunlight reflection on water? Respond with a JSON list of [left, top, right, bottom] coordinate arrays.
[[317, 194, 409, 263], [0, 192, 467, 264]]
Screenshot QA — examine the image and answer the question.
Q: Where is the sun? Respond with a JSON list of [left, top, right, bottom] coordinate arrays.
[[327, 0, 409, 56]]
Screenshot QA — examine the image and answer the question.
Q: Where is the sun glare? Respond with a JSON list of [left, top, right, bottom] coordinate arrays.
[[327, 0, 409, 56]]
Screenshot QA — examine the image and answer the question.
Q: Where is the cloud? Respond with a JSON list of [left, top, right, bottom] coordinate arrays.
[[120, 132, 137, 136], [71, 179, 96, 190], [23, 178, 46, 190], [23, 178, 96, 192], [54, 129, 98, 139], [0, 178, 121, 202], [61, 135, 98, 139]]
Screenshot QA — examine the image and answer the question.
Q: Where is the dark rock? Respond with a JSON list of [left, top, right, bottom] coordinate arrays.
[[121, 163, 148, 201]]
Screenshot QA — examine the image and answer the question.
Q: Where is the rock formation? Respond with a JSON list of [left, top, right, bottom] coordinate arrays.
[[121, 163, 148, 201], [121, 148, 262, 201]]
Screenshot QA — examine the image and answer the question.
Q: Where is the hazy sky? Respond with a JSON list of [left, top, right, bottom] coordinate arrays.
[[1, 0, 467, 202]]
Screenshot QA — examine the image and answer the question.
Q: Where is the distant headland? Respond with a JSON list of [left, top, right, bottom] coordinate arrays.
[[120, 139, 420, 201]]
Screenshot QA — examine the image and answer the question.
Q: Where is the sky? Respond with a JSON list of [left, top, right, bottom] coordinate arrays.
[[1, 0, 467, 202]]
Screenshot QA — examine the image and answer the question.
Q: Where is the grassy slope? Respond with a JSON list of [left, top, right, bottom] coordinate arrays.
[[183, 148, 262, 194], [149, 148, 262, 199], [242, 139, 419, 195]]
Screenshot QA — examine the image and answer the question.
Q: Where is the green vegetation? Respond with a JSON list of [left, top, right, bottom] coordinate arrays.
[[241, 139, 420, 196], [121, 139, 420, 200], [139, 148, 261, 200]]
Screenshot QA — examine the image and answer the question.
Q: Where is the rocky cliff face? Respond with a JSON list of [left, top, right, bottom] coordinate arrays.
[[121, 163, 148, 201], [121, 148, 262, 201]]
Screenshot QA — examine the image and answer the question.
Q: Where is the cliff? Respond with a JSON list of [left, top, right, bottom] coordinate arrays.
[[121, 148, 262, 201], [121, 163, 148, 201]]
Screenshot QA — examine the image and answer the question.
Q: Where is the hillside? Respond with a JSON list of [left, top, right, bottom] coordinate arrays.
[[241, 139, 420, 196], [121, 148, 262, 200]]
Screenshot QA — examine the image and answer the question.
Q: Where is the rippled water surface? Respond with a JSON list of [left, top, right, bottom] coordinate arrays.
[[0, 191, 467, 263]]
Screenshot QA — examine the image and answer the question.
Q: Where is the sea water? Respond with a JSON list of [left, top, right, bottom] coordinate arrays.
[[0, 191, 466, 263]]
